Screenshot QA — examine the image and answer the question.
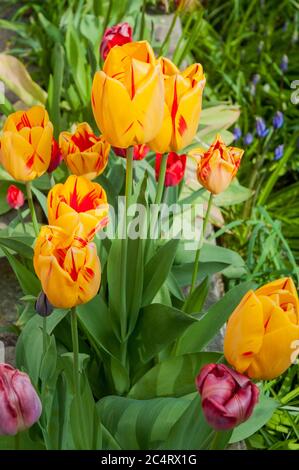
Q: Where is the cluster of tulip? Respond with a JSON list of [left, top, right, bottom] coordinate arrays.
[[0, 24, 298, 442]]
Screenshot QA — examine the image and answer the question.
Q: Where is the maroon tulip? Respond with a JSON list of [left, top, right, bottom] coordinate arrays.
[[100, 22, 133, 61], [0, 363, 42, 435], [196, 363, 259, 431], [47, 138, 62, 173], [155, 152, 187, 187], [6, 185, 25, 210], [113, 144, 150, 161]]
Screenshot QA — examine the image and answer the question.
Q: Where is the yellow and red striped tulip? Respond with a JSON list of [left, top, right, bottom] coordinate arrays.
[[224, 278, 299, 380], [34, 225, 100, 309], [0, 106, 53, 181], [191, 134, 244, 194], [148, 57, 205, 153], [91, 41, 164, 148], [59, 123, 110, 180], [47, 175, 108, 241]]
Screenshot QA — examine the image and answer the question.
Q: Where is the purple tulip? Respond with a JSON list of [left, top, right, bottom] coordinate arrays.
[[274, 144, 284, 160], [273, 111, 284, 130], [256, 117, 269, 138], [196, 364, 259, 431], [233, 126, 242, 141], [244, 133, 254, 146], [0, 363, 42, 435], [280, 54, 288, 72]]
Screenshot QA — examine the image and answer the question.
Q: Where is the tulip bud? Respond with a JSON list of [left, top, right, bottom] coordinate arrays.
[[196, 363, 259, 431], [100, 22, 133, 61], [35, 291, 54, 317], [155, 152, 187, 187], [0, 363, 42, 435], [6, 185, 25, 210]]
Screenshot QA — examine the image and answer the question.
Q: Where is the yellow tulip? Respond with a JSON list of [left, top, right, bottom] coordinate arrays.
[[0, 106, 53, 181], [91, 41, 164, 148], [191, 134, 244, 194], [224, 278, 299, 380], [47, 175, 108, 241], [59, 123, 110, 180], [34, 225, 100, 309], [148, 57, 205, 153]]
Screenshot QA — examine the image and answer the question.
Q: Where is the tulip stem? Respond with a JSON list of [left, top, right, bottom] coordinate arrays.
[[155, 153, 167, 205], [159, 9, 180, 56], [71, 307, 80, 399], [209, 431, 222, 450], [43, 317, 47, 355], [103, 0, 113, 33], [189, 192, 213, 294], [125, 147, 134, 218], [25, 182, 39, 237], [17, 208, 26, 234]]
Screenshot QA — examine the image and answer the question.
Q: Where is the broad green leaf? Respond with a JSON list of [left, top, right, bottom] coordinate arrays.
[[77, 295, 120, 360], [31, 185, 48, 217], [175, 242, 245, 267], [142, 239, 180, 306], [2, 246, 40, 295], [183, 276, 209, 314], [129, 352, 221, 399], [16, 325, 43, 386], [214, 179, 253, 207], [176, 281, 255, 355], [97, 395, 191, 450], [0, 54, 47, 105], [163, 393, 232, 450], [230, 393, 279, 444], [0, 235, 33, 258], [172, 261, 228, 286], [0, 181, 10, 215], [131, 303, 196, 363]]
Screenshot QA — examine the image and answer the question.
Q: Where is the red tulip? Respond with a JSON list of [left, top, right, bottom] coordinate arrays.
[[0, 363, 42, 435], [6, 185, 24, 210], [196, 363, 259, 431], [113, 144, 150, 160], [100, 22, 133, 61], [155, 152, 187, 187], [48, 138, 62, 173]]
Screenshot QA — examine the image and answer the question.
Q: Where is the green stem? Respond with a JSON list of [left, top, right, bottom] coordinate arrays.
[[159, 9, 180, 56], [71, 306, 80, 399], [139, 0, 147, 40], [25, 182, 39, 236], [154, 153, 167, 205], [190, 192, 213, 294], [49, 173, 56, 188], [209, 431, 222, 450], [14, 432, 20, 450], [17, 208, 26, 233], [125, 147, 134, 221], [43, 316, 47, 355], [103, 0, 113, 32]]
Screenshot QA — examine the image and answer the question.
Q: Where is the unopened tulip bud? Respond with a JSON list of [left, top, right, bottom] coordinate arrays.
[[196, 363, 259, 431], [0, 363, 42, 435], [6, 185, 24, 210], [35, 291, 54, 317]]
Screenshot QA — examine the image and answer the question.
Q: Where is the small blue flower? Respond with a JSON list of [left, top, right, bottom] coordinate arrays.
[[273, 111, 284, 130], [256, 117, 269, 138], [252, 74, 260, 86], [244, 133, 254, 146], [233, 126, 242, 141], [274, 144, 284, 160], [280, 54, 288, 72]]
